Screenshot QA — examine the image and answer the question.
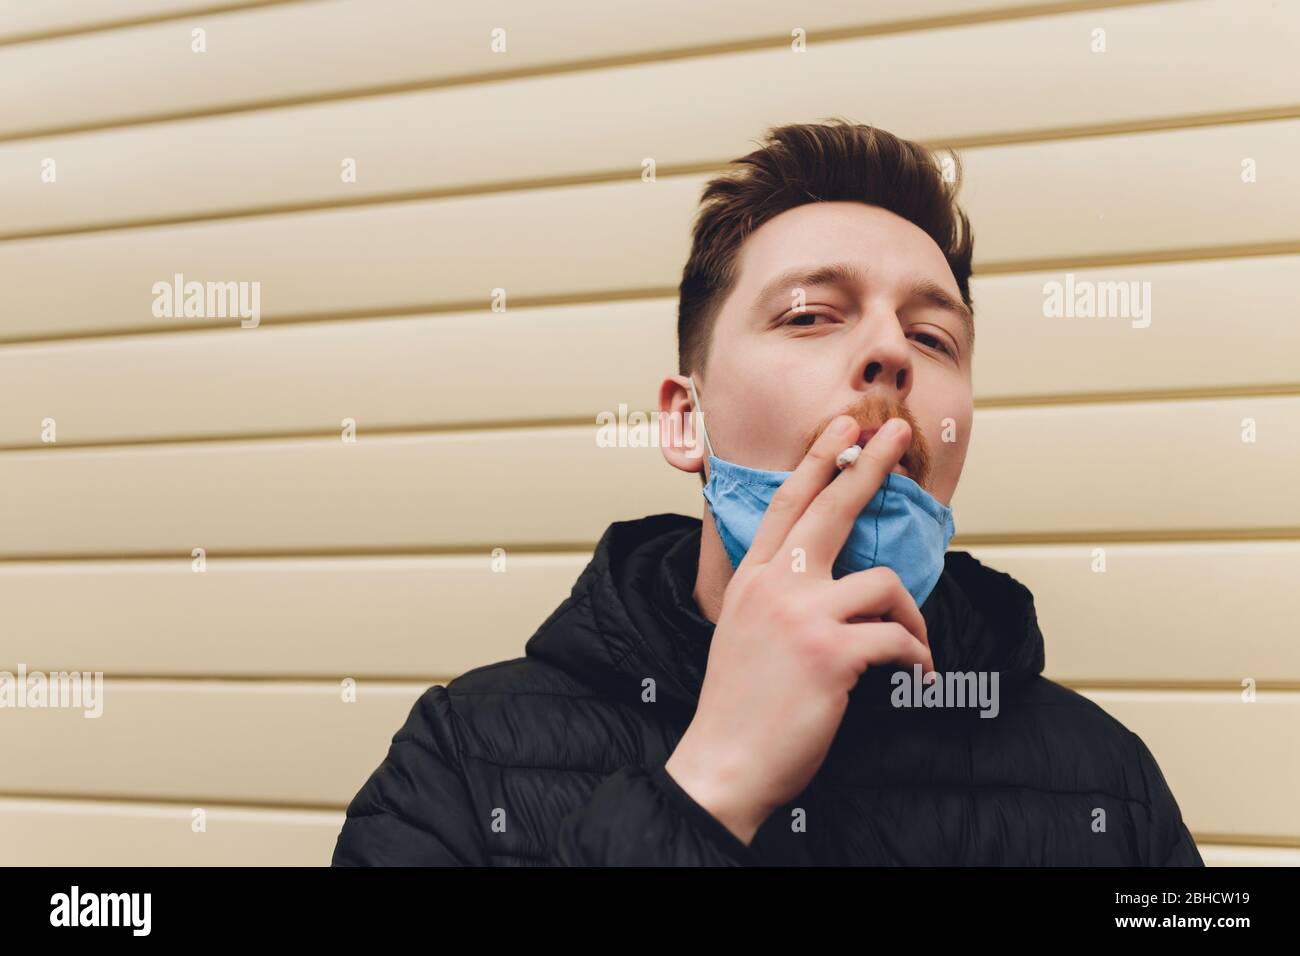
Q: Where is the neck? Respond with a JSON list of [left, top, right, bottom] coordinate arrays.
[[691, 509, 734, 624]]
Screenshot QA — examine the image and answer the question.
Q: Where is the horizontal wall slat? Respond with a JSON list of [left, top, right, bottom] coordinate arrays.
[[0, 0, 289, 45], [0, 681, 425, 806], [0, 0, 1178, 139], [7, 0, 1297, 235], [1082, 690, 1300, 843], [1, 542, 1297, 686], [0, 300, 677, 447], [1196, 843, 1300, 866], [0, 682, 1292, 841], [0, 397, 1295, 558], [952, 395, 1298, 536], [0, 554, 579, 678], [971, 255, 1300, 402], [0, 797, 341, 866], [0, 797, 1287, 866], [968, 542, 1300, 685], [0, 426, 682, 557], [3, 118, 1296, 343], [1, 255, 1295, 449]]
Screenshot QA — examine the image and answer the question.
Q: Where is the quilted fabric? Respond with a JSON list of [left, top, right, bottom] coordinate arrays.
[[332, 512, 1203, 866]]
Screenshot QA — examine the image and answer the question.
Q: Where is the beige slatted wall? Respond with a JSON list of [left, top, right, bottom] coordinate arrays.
[[0, 0, 1296, 866]]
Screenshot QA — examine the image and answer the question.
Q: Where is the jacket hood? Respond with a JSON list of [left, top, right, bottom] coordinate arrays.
[[525, 512, 1046, 717]]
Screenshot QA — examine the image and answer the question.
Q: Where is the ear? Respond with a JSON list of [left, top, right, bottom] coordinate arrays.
[[658, 375, 706, 477]]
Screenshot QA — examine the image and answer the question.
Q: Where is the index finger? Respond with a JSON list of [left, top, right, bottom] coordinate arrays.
[[740, 414, 862, 569], [782, 417, 910, 576]]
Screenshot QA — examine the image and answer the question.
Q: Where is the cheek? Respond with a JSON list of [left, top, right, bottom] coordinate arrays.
[[943, 412, 973, 461], [923, 407, 971, 476], [734, 384, 783, 431], [933, 383, 974, 457], [938, 412, 973, 485], [728, 384, 798, 461]]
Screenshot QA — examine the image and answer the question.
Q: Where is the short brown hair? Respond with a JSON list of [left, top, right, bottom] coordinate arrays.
[[676, 118, 974, 377]]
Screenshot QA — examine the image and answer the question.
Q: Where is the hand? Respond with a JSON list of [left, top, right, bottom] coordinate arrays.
[[664, 414, 935, 845]]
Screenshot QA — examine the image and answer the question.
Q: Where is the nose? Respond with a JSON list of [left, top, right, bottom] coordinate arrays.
[[854, 314, 914, 406]]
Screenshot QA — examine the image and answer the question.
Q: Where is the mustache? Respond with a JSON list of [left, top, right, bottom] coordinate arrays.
[[799, 394, 932, 488]]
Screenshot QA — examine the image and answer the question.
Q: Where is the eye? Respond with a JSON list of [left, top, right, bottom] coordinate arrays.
[[910, 331, 954, 356], [781, 311, 835, 327]]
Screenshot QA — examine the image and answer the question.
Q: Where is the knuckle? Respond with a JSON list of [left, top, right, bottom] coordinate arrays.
[[802, 490, 837, 518], [856, 565, 903, 597], [857, 446, 894, 471], [873, 565, 905, 590], [890, 624, 916, 652], [772, 592, 812, 631], [796, 623, 837, 661], [721, 565, 761, 608], [729, 563, 759, 591], [740, 562, 781, 598], [867, 623, 907, 658], [766, 483, 800, 516], [805, 440, 838, 465]]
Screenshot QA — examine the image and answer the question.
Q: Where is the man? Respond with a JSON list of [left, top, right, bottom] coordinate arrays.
[[331, 119, 1203, 866]]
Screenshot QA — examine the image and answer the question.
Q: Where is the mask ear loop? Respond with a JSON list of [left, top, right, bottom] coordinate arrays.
[[686, 375, 715, 470]]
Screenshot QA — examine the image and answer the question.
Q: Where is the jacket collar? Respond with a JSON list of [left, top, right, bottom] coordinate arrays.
[[525, 513, 1045, 717]]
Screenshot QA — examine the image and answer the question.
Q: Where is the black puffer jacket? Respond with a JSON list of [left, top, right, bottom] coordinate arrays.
[[332, 512, 1203, 866]]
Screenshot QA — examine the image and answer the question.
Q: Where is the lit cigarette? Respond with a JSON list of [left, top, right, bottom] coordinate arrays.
[[835, 445, 861, 470]]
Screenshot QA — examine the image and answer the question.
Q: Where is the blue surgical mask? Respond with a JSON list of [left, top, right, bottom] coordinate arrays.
[[688, 375, 956, 608]]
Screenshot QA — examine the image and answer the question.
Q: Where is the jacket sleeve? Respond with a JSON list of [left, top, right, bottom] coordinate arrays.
[[548, 759, 762, 866], [331, 685, 488, 866], [1128, 730, 1205, 867]]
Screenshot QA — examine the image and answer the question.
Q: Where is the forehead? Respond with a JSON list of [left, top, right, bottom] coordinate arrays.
[[731, 201, 961, 302]]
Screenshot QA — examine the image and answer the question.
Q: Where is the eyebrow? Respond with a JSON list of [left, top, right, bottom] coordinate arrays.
[[908, 276, 975, 353], [753, 262, 866, 312], [753, 260, 974, 353]]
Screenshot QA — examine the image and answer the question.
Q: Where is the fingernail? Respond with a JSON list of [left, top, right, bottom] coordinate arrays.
[[880, 418, 904, 440]]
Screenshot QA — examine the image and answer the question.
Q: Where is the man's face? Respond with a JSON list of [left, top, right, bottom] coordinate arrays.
[[691, 201, 973, 506]]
